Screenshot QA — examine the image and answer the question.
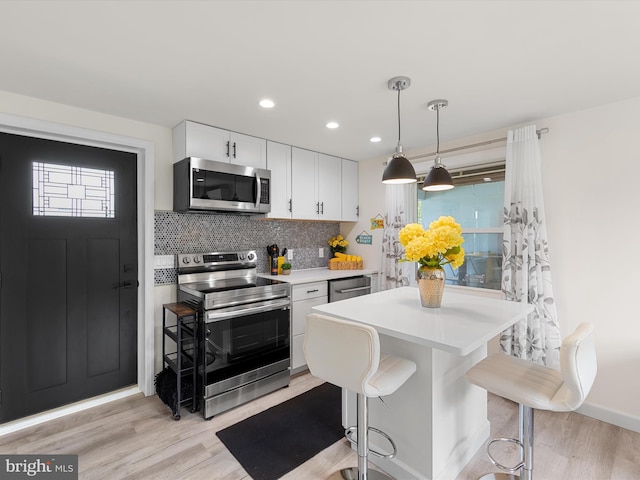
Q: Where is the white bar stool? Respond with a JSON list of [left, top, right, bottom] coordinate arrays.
[[304, 313, 417, 480], [465, 323, 597, 480]]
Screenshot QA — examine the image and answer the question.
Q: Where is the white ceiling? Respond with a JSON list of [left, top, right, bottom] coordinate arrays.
[[1, 1, 639, 161]]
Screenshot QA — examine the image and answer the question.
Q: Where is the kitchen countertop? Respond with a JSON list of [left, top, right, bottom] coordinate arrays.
[[312, 286, 533, 355], [258, 267, 378, 285]]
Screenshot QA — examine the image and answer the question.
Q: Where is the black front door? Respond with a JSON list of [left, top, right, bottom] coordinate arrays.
[[0, 132, 138, 423]]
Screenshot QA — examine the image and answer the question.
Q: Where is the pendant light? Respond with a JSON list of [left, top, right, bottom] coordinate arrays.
[[382, 76, 417, 184], [422, 99, 454, 191]]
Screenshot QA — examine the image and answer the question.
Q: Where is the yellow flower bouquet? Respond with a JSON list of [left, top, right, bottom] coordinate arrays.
[[328, 234, 349, 255], [399, 216, 465, 269]]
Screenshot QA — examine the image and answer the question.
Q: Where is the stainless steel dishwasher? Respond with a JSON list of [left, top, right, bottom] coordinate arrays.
[[328, 276, 372, 302]]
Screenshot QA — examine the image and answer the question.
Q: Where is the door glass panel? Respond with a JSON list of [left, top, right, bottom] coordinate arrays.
[[32, 162, 115, 217]]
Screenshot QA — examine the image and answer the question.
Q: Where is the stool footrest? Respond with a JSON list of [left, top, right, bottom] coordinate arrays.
[[486, 437, 524, 473], [477, 474, 520, 480], [340, 467, 394, 480], [345, 425, 398, 459]]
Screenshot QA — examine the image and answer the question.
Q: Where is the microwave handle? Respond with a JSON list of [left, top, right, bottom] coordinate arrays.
[[255, 171, 261, 208]]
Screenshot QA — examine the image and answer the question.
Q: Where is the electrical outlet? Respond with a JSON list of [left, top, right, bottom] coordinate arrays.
[[154, 255, 174, 269], [287, 249, 293, 260], [319, 247, 324, 258]]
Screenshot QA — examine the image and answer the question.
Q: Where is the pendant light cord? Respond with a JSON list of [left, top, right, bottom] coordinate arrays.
[[397, 86, 402, 146], [436, 106, 440, 155]]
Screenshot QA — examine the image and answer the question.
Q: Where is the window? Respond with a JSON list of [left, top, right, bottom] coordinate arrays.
[[418, 163, 504, 290], [32, 162, 115, 218]]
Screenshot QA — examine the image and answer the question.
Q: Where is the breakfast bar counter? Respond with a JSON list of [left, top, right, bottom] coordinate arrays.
[[312, 287, 533, 480]]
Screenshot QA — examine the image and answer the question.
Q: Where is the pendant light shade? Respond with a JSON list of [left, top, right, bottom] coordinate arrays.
[[423, 156, 454, 191], [422, 99, 454, 192], [382, 150, 417, 184], [382, 76, 417, 184]]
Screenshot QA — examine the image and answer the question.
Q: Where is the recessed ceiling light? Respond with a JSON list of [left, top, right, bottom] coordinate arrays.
[[370, 136, 382, 143], [326, 122, 339, 129], [259, 99, 275, 108], [483, 177, 492, 182]]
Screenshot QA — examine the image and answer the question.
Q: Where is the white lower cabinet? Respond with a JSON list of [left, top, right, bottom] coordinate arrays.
[[291, 281, 328, 372]]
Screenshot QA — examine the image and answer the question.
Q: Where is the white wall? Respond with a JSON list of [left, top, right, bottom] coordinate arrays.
[[0, 90, 174, 206], [348, 95, 640, 431], [540, 97, 640, 430]]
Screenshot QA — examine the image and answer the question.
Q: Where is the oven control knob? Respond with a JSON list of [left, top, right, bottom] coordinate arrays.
[[193, 256, 201, 263], [182, 257, 190, 264], [247, 252, 254, 261]]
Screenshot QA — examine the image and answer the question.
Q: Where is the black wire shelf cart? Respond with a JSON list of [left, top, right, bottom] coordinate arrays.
[[162, 302, 198, 420]]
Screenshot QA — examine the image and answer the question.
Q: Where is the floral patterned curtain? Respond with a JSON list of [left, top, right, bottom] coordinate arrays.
[[381, 184, 416, 290], [501, 124, 561, 368]]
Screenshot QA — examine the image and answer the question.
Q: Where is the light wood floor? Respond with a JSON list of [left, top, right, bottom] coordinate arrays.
[[1, 372, 639, 480]]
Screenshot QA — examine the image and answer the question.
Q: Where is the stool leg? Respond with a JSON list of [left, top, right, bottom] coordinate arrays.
[[341, 393, 369, 479], [341, 393, 393, 480], [357, 393, 369, 479], [478, 404, 535, 480], [520, 404, 534, 480]]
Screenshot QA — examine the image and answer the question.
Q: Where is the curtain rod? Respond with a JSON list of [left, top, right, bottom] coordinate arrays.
[[404, 127, 549, 163]]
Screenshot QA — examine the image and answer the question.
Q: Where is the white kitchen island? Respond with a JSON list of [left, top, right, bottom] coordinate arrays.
[[312, 286, 534, 480]]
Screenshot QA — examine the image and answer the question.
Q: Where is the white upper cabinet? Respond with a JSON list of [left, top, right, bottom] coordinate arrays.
[[341, 158, 359, 221], [317, 153, 342, 220], [174, 120, 358, 221], [266, 141, 292, 219], [173, 120, 229, 163], [291, 147, 318, 220], [173, 120, 266, 169], [228, 131, 267, 169], [290, 148, 342, 221]]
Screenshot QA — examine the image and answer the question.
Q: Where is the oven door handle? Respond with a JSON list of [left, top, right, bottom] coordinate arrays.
[[205, 298, 290, 322]]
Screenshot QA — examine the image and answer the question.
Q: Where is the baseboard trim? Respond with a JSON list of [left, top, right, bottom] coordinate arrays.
[[578, 400, 640, 434], [0, 386, 141, 437]]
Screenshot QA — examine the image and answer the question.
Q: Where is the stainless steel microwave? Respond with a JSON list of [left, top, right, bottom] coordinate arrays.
[[173, 157, 271, 214]]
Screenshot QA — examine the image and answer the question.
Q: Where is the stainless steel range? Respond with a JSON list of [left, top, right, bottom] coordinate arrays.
[[177, 250, 291, 419]]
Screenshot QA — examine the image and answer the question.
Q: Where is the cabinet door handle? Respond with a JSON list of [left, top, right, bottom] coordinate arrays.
[[320, 202, 324, 214], [306, 289, 319, 293], [226, 141, 230, 157], [316, 202, 320, 214], [233, 142, 237, 158], [356, 205, 360, 217], [288, 199, 292, 212]]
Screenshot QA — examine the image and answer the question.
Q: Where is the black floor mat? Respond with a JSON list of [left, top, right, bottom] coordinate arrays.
[[216, 383, 343, 480]]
